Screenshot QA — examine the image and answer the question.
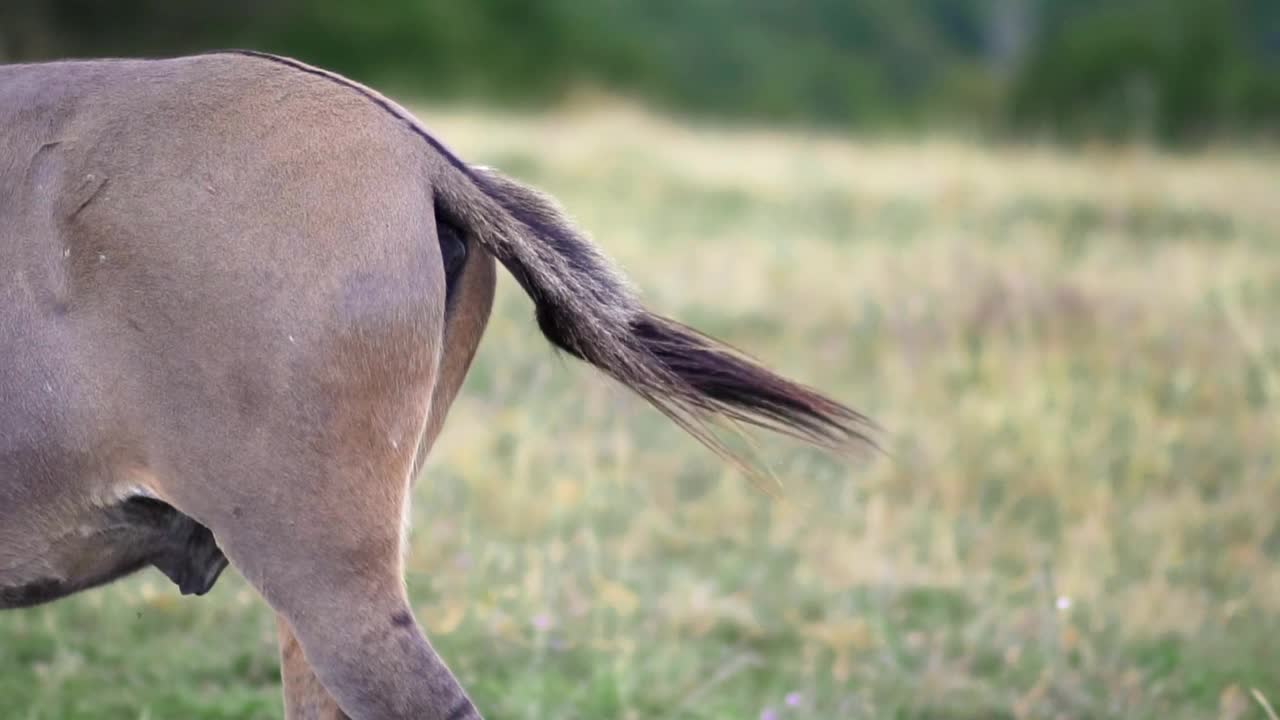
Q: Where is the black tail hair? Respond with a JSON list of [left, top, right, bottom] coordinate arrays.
[[434, 163, 875, 471]]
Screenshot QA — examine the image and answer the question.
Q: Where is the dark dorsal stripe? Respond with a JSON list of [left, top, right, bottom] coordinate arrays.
[[217, 50, 477, 179], [214, 49, 550, 241]]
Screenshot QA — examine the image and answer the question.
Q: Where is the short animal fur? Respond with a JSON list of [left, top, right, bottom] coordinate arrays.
[[0, 51, 872, 719]]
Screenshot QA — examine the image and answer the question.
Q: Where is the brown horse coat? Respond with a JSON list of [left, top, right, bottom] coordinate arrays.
[[0, 51, 871, 719]]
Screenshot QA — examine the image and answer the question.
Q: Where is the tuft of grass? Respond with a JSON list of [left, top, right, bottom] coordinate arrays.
[[3, 103, 1278, 719]]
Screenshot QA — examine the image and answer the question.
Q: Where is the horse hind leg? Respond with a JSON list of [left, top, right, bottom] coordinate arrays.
[[253, 220, 496, 720], [278, 615, 351, 720], [171, 408, 482, 720], [158, 329, 489, 717]]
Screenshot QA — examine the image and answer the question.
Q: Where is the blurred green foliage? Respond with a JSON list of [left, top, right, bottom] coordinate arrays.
[[2, 0, 1277, 145]]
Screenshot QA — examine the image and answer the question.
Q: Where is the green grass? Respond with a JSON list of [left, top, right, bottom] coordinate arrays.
[[3, 104, 1279, 719]]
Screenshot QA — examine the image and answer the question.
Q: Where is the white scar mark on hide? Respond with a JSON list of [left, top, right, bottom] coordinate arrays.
[[95, 467, 165, 508], [87, 482, 158, 512], [103, 484, 158, 506]]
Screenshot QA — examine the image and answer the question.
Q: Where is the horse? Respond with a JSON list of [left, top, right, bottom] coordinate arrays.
[[0, 51, 872, 719]]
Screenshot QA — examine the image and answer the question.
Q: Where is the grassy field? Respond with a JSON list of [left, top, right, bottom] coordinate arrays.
[[2, 103, 1278, 719]]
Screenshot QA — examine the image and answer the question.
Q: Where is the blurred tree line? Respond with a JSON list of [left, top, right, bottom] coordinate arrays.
[[2, 0, 1277, 146]]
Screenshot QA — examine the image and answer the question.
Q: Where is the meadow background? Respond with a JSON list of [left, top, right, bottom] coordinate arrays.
[[2, 2, 1279, 719]]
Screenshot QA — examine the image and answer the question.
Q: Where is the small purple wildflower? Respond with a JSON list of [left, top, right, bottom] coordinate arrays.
[[532, 613, 552, 631], [760, 708, 779, 720], [785, 692, 803, 708]]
